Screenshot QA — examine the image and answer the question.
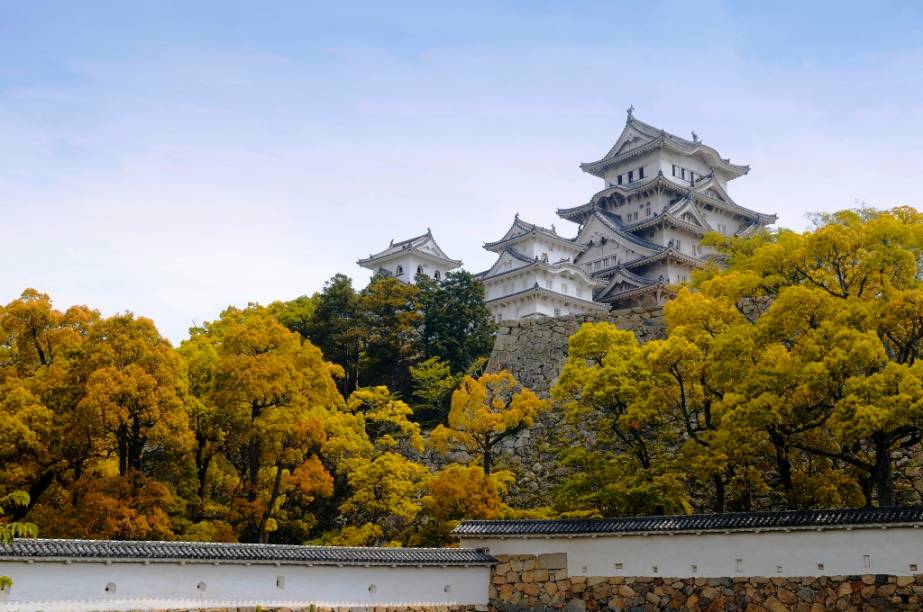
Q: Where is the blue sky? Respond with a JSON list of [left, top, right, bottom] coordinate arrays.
[[2, 1, 922, 342]]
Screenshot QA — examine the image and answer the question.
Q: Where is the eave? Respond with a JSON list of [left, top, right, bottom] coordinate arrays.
[[486, 285, 608, 311], [358, 248, 463, 269], [622, 247, 707, 270]]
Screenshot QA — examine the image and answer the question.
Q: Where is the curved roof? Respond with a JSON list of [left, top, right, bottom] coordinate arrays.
[[579, 114, 750, 181], [622, 247, 707, 271], [358, 229, 462, 268], [558, 174, 774, 227], [484, 215, 583, 253], [454, 506, 923, 538], [485, 284, 608, 311], [480, 247, 600, 286], [590, 209, 665, 253], [0, 538, 495, 567]]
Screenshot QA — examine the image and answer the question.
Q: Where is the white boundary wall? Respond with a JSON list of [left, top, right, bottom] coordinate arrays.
[[461, 526, 923, 578], [0, 561, 490, 612]]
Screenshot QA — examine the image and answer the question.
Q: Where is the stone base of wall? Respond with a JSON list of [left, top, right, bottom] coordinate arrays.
[[175, 607, 483, 612], [491, 554, 923, 611]]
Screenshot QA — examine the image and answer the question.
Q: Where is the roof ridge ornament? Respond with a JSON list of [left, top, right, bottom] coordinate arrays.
[[691, 130, 700, 144], [626, 104, 634, 121]]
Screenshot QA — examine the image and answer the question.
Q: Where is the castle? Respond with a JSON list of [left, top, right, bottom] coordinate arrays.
[[359, 109, 777, 321]]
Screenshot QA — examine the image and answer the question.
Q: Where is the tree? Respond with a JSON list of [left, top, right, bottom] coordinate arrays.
[[75, 314, 192, 478], [304, 275, 361, 396], [409, 356, 461, 426], [356, 276, 422, 396], [693, 206, 923, 507], [430, 371, 549, 475], [0, 491, 37, 588], [187, 305, 342, 542], [552, 322, 690, 516], [268, 294, 319, 340], [338, 452, 428, 545], [410, 464, 513, 546], [417, 271, 496, 372]]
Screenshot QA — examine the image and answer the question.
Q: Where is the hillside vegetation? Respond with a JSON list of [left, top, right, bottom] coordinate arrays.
[[1, 207, 921, 545]]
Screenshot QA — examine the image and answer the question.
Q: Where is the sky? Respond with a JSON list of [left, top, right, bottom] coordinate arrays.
[[2, 1, 922, 343]]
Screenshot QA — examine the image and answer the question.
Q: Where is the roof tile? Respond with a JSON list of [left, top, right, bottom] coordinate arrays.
[[454, 507, 923, 537]]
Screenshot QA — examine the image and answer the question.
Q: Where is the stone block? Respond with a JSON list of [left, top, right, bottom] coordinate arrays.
[[537, 552, 568, 571]]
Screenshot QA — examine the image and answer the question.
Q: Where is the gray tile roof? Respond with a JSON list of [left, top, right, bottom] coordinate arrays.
[[454, 506, 923, 537], [0, 539, 495, 566]]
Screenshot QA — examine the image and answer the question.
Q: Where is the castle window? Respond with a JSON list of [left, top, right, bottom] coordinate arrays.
[[628, 170, 634, 183], [617, 174, 623, 185], [646, 202, 651, 216], [681, 168, 686, 180], [396, 265, 403, 276], [672, 164, 677, 177], [417, 265, 424, 275], [638, 166, 645, 179], [562, 283, 569, 294], [554, 308, 561, 316], [434, 271, 441, 280]]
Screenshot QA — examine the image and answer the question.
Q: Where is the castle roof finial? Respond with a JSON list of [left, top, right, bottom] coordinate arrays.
[[691, 130, 700, 144], [626, 104, 635, 120]]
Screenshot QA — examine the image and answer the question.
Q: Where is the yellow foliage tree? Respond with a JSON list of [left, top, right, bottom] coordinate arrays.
[[430, 371, 550, 475]]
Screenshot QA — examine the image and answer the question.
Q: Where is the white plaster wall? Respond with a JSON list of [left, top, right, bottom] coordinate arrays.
[[462, 527, 923, 578], [700, 205, 743, 236], [379, 254, 456, 284], [514, 237, 579, 264], [602, 152, 658, 188], [658, 151, 714, 188], [0, 561, 490, 612]]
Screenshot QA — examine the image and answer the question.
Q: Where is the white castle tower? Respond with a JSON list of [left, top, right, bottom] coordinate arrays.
[[477, 215, 606, 321], [478, 108, 776, 319], [358, 229, 461, 284]]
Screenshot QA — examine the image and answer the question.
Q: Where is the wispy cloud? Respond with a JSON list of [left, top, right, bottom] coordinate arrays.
[[1, 2, 921, 342]]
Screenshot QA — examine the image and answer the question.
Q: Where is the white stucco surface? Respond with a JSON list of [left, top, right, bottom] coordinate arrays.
[[0, 561, 490, 612], [461, 526, 923, 578]]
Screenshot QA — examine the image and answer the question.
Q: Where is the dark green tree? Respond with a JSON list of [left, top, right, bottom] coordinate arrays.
[[304, 275, 361, 395], [356, 276, 422, 397], [417, 271, 496, 373]]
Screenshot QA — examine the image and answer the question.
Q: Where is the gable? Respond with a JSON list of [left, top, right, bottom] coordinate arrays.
[[668, 199, 712, 230], [604, 124, 657, 161], [574, 215, 659, 266], [483, 249, 534, 278]]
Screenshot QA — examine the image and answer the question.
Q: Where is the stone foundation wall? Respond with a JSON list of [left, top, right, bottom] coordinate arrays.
[[487, 307, 666, 396], [188, 606, 480, 612], [490, 554, 923, 611], [477, 308, 665, 506]]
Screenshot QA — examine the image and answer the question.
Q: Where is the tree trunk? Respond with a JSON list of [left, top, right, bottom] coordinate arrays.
[[713, 472, 726, 513], [257, 461, 285, 544], [770, 430, 795, 507], [873, 432, 894, 507], [117, 423, 129, 476], [483, 434, 493, 476]]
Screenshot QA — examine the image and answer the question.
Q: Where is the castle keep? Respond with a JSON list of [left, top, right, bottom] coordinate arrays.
[[360, 109, 776, 321]]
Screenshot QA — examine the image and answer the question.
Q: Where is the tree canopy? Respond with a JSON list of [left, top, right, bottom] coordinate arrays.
[[552, 206, 923, 515]]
